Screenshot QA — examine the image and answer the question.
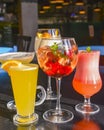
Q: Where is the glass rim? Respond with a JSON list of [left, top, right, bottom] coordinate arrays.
[[37, 28, 60, 30], [40, 37, 75, 40]]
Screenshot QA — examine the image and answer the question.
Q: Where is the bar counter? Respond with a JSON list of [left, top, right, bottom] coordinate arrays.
[[0, 93, 104, 129], [0, 65, 104, 129]]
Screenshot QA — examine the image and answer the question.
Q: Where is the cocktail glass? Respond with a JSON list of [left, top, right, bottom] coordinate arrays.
[[35, 28, 61, 100], [7, 63, 46, 125], [73, 50, 102, 114], [36, 37, 78, 123], [0, 52, 46, 111]]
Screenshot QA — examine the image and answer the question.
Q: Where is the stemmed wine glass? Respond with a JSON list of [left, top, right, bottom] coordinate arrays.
[[35, 28, 61, 100], [73, 50, 102, 114], [36, 37, 78, 123]]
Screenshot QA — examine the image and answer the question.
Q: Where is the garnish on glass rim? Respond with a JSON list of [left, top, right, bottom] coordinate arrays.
[[51, 42, 58, 51], [86, 46, 91, 52], [50, 42, 66, 57], [50, 42, 58, 55]]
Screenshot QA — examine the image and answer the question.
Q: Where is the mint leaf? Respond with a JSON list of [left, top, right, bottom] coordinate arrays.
[[86, 46, 91, 52], [51, 42, 58, 51], [50, 43, 58, 55]]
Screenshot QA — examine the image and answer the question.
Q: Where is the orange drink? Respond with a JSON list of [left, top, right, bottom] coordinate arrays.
[[1, 61, 46, 125], [9, 63, 39, 125], [1, 61, 40, 125], [73, 50, 102, 114], [10, 64, 38, 116], [73, 51, 102, 98]]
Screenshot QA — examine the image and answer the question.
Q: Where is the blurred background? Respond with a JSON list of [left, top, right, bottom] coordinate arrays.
[[38, 0, 104, 46], [0, 0, 104, 47], [0, 0, 104, 105]]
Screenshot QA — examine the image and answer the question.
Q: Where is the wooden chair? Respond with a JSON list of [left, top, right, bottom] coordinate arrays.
[[16, 35, 32, 52]]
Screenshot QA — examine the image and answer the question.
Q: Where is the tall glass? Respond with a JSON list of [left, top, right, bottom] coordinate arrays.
[[36, 38, 78, 123], [0, 52, 35, 111], [73, 50, 102, 114], [8, 63, 46, 125], [35, 28, 61, 100]]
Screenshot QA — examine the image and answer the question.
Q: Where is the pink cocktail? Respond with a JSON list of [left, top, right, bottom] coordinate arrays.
[[73, 50, 102, 114]]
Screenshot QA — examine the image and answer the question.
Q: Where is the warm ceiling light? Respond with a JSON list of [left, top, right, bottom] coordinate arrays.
[[43, 5, 50, 9], [62, 2, 69, 6], [50, 0, 64, 4], [56, 5, 63, 9], [79, 10, 86, 14], [39, 10, 45, 14], [50, 1, 57, 4], [93, 7, 101, 12], [75, 0, 84, 6]]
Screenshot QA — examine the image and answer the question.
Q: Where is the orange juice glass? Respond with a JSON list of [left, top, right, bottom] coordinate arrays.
[[9, 63, 45, 125]]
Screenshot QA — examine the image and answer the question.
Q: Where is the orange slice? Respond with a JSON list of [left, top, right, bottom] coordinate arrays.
[[37, 32, 51, 38], [42, 32, 51, 38], [1, 60, 22, 72]]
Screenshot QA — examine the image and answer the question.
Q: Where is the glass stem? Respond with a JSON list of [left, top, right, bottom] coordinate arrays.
[[47, 76, 53, 94], [84, 97, 91, 107], [55, 78, 62, 113]]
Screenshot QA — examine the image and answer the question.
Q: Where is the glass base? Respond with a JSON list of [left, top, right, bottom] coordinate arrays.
[[46, 92, 57, 100], [75, 103, 100, 114], [43, 109, 74, 123], [7, 100, 16, 111], [13, 113, 38, 126]]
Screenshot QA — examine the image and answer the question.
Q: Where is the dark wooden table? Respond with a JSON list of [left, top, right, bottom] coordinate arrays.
[[0, 93, 104, 130], [0, 66, 104, 129]]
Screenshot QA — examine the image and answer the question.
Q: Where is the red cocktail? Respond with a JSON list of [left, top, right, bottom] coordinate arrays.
[[37, 44, 77, 78], [37, 38, 78, 123]]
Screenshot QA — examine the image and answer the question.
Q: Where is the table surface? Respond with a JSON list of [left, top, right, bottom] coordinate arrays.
[[0, 66, 104, 130], [0, 93, 104, 130], [0, 60, 104, 129]]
